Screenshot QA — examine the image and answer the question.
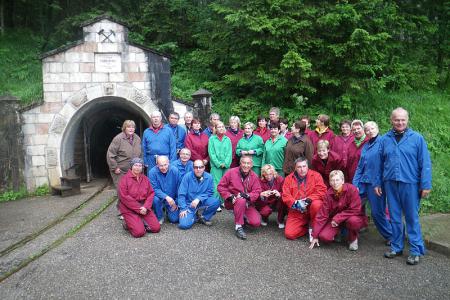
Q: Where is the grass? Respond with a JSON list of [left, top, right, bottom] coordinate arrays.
[[0, 29, 43, 104], [0, 185, 50, 202]]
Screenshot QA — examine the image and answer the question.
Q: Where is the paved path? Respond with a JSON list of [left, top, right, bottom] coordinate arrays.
[[1, 193, 449, 299]]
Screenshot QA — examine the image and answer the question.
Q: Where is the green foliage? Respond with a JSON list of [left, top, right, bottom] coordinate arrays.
[[0, 29, 43, 104], [0, 184, 50, 202]]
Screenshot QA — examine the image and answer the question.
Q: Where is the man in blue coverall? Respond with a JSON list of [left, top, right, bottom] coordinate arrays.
[[148, 156, 180, 224], [375, 107, 432, 265], [178, 160, 220, 230], [142, 110, 177, 171]]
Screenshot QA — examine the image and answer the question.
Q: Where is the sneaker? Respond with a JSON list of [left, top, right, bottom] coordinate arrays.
[[384, 250, 403, 259], [349, 239, 358, 251], [198, 216, 212, 226], [235, 227, 247, 240], [260, 220, 267, 226], [118, 215, 124, 220], [216, 207, 222, 212], [278, 223, 285, 229], [406, 255, 420, 265], [158, 218, 164, 225], [260, 217, 268, 226]]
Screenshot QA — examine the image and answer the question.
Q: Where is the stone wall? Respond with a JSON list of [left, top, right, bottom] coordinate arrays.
[[21, 17, 172, 190], [0, 96, 25, 192]]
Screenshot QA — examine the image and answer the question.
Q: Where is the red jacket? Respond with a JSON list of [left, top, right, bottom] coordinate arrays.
[[330, 134, 354, 167], [312, 183, 367, 238], [217, 167, 262, 203], [309, 128, 335, 153], [118, 170, 154, 214], [254, 127, 271, 143], [259, 175, 284, 206], [225, 128, 244, 168], [282, 170, 327, 208], [185, 131, 209, 162], [345, 136, 369, 182], [311, 150, 346, 187]]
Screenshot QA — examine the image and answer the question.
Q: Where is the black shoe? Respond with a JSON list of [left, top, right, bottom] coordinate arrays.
[[384, 250, 403, 258], [198, 216, 212, 226], [122, 220, 128, 231], [235, 227, 247, 240], [406, 255, 420, 265]]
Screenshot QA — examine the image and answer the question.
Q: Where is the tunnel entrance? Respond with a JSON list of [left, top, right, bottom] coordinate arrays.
[[61, 97, 149, 182]]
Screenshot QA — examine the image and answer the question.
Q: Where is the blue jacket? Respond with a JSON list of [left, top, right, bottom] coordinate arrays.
[[164, 124, 186, 152], [142, 126, 177, 169], [376, 129, 432, 190], [174, 159, 194, 179], [177, 171, 214, 210], [148, 165, 180, 200], [203, 126, 213, 137], [353, 135, 384, 188]]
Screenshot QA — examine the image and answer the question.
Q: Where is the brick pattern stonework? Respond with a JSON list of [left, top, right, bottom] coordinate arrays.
[[21, 18, 175, 190]]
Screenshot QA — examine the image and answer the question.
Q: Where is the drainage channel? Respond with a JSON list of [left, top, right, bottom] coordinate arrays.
[[0, 187, 117, 283]]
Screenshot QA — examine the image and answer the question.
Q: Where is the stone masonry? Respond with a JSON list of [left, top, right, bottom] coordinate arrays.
[[21, 16, 179, 190]]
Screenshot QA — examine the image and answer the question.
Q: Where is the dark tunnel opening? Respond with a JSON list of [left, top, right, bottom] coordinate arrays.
[[68, 97, 149, 181]]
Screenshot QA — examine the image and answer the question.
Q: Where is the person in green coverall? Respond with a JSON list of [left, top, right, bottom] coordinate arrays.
[[262, 122, 288, 177], [236, 122, 264, 176], [208, 121, 232, 208]]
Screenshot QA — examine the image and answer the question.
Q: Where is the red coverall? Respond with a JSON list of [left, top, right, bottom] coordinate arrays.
[[311, 150, 346, 188], [255, 175, 287, 224], [312, 183, 368, 243], [345, 136, 369, 182], [308, 128, 335, 154], [225, 128, 244, 168], [282, 170, 327, 239], [118, 170, 160, 238], [217, 167, 262, 226]]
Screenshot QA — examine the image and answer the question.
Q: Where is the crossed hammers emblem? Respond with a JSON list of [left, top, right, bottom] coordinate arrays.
[[98, 29, 115, 43]]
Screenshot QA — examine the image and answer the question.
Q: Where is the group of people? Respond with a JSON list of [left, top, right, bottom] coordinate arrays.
[[107, 107, 432, 266]]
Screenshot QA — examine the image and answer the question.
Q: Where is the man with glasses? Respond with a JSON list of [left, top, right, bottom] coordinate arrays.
[[217, 156, 262, 240], [148, 156, 180, 224], [178, 160, 220, 229]]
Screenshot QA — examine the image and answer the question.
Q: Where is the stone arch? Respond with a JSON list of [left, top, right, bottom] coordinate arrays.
[[46, 83, 158, 186]]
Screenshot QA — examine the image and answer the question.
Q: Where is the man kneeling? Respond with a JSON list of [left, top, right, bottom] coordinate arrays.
[[178, 160, 220, 229]]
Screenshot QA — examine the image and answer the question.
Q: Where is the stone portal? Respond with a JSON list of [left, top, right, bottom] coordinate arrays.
[[21, 16, 176, 190]]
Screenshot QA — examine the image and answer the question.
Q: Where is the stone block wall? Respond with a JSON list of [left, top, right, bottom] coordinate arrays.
[[21, 18, 172, 190]]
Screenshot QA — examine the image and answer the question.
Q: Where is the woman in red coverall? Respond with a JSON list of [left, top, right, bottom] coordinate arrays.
[[256, 164, 287, 229], [309, 170, 367, 251], [311, 140, 346, 188], [118, 158, 160, 238]]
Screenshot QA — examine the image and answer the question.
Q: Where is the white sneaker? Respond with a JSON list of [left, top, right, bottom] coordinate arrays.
[[260, 220, 267, 226], [308, 228, 313, 242], [216, 207, 222, 212], [158, 218, 164, 225], [349, 239, 358, 251], [278, 223, 285, 229]]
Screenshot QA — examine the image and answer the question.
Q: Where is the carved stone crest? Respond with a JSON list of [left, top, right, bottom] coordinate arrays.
[[46, 148, 58, 167], [104, 83, 115, 95], [70, 91, 88, 107], [49, 115, 67, 134], [132, 89, 147, 104]]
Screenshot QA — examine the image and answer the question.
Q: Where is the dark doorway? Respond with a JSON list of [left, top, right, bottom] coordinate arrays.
[[69, 97, 149, 181]]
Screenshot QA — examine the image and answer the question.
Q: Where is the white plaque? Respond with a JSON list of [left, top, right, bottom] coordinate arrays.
[[95, 53, 122, 73]]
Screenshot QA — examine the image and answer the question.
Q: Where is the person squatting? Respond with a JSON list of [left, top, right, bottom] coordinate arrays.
[[109, 107, 432, 266]]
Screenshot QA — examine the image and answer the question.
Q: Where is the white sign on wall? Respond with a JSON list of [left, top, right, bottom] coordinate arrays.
[[95, 53, 122, 73]]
